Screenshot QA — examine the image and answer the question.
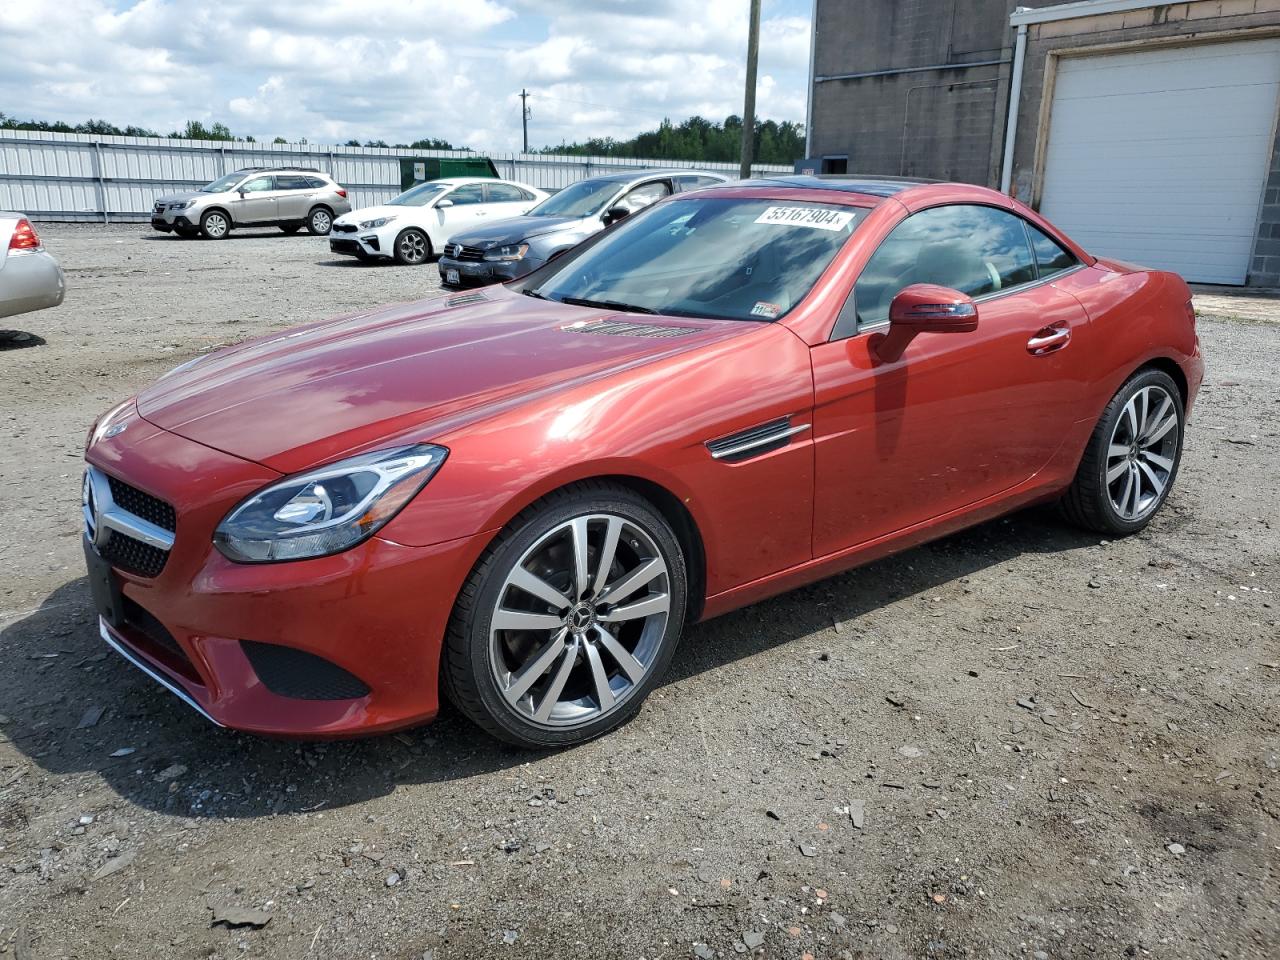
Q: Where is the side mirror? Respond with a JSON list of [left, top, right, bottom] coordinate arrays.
[[602, 205, 631, 226], [238, 189, 247, 198], [874, 283, 978, 362], [436, 198, 454, 208]]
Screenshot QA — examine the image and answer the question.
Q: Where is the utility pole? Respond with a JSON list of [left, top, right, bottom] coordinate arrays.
[[739, 0, 761, 180], [520, 89, 530, 154]]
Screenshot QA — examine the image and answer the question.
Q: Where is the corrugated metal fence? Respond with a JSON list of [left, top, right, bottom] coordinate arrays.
[[0, 131, 791, 222]]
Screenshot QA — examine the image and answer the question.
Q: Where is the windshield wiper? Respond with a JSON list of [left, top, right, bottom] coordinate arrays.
[[558, 296, 656, 315], [521, 288, 549, 300]]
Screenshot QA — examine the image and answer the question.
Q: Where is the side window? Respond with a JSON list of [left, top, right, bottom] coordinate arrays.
[[838, 204, 1037, 336], [485, 182, 527, 203], [240, 176, 274, 193], [448, 184, 485, 205], [275, 174, 310, 190], [615, 180, 672, 213], [1027, 223, 1077, 277], [304, 176, 327, 189], [675, 175, 722, 192]]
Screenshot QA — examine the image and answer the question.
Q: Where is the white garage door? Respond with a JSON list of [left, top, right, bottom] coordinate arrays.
[[1039, 38, 1280, 285]]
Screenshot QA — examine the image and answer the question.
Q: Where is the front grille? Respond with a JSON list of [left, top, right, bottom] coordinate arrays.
[[330, 238, 361, 254], [101, 530, 168, 578], [561, 319, 696, 339], [241, 641, 371, 701], [106, 476, 176, 532], [444, 243, 486, 262], [332, 222, 357, 233]]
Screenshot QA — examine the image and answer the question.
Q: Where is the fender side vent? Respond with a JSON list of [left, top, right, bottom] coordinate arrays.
[[562, 319, 696, 339], [446, 292, 488, 308], [706, 416, 809, 462]]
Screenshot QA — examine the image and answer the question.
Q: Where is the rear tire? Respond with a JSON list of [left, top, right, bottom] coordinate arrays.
[[442, 482, 687, 748], [393, 228, 431, 265], [306, 207, 333, 235], [1060, 368, 1184, 535], [199, 210, 230, 240]]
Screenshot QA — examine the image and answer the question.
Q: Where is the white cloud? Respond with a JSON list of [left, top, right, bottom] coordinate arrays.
[[0, 0, 810, 151]]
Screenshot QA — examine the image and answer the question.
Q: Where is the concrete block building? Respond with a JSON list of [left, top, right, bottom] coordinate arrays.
[[805, 0, 1280, 285]]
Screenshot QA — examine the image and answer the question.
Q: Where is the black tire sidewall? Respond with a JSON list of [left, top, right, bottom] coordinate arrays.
[[1092, 369, 1185, 534], [456, 488, 687, 748]]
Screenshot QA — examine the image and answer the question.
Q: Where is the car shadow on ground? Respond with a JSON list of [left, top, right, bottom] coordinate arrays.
[[0, 330, 46, 350], [142, 231, 321, 242], [0, 507, 1099, 820]]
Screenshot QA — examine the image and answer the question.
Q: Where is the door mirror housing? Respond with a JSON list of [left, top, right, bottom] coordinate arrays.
[[436, 198, 454, 208], [238, 189, 247, 198], [602, 205, 631, 226], [874, 283, 978, 362]]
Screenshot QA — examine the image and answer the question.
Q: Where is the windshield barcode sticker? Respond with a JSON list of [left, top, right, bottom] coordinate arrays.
[[754, 206, 854, 231]]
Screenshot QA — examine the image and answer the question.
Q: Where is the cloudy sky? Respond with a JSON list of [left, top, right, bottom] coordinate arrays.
[[0, 0, 811, 151]]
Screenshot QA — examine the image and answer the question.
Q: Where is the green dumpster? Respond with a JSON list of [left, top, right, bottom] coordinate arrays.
[[399, 157, 499, 191]]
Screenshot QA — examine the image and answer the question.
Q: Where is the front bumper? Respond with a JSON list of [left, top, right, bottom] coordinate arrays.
[[0, 248, 66, 320], [437, 254, 542, 287], [329, 224, 388, 259], [151, 206, 198, 231], [84, 414, 484, 737]]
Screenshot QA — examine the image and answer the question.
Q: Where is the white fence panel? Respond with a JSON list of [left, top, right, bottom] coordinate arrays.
[[0, 130, 792, 222]]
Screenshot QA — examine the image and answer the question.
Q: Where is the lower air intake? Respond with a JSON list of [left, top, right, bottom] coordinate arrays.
[[241, 641, 371, 701]]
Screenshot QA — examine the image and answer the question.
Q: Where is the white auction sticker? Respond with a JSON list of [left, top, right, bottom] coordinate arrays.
[[754, 206, 855, 232]]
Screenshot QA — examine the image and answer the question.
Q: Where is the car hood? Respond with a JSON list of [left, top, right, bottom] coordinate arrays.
[[335, 204, 406, 224], [155, 191, 205, 204], [136, 287, 756, 473], [449, 215, 586, 247]]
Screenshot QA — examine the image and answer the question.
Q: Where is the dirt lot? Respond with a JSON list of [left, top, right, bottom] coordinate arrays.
[[0, 224, 1277, 960]]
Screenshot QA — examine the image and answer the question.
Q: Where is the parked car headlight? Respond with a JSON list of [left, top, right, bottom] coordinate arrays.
[[170, 200, 194, 210], [214, 444, 447, 563], [483, 243, 529, 262], [359, 216, 396, 230]]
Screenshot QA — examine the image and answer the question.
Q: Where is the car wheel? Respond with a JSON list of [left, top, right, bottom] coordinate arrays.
[[306, 207, 333, 235], [1060, 368, 1184, 535], [199, 210, 230, 240], [280, 224, 302, 234], [443, 482, 688, 748], [393, 228, 431, 265]]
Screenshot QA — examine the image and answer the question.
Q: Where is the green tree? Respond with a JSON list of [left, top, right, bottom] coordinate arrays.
[[540, 114, 803, 166]]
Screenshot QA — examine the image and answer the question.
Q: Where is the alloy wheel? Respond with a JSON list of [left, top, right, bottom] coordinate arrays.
[[204, 213, 228, 238], [1105, 384, 1180, 522], [398, 231, 427, 264], [310, 209, 332, 234], [488, 514, 671, 727]]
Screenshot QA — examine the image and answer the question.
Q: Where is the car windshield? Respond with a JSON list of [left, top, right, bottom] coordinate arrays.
[[388, 182, 449, 206], [527, 197, 867, 322], [527, 179, 620, 218], [201, 172, 247, 193]]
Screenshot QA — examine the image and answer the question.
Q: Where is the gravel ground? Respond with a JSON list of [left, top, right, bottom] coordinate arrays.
[[0, 224, 1277, 960]]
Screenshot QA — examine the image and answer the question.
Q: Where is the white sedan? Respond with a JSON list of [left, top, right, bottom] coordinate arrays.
[[329, 178, 547, 266]]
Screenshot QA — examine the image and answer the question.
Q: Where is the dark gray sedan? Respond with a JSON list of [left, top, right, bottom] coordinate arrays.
[[437, 170, 727, 287], [1, 214, 64, 322]]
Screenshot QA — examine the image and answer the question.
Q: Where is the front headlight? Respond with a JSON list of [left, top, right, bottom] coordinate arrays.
[[483, 243, 529, 262], [359, 216, 396, 230], [171, 200, 193, 210], [214, 444, 447, 563]]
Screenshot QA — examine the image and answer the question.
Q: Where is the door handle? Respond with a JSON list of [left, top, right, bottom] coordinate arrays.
[[1027, 325, 1071, 356]]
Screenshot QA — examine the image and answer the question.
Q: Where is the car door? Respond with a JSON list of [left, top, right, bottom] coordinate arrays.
[[434, 183, 489, 242], [228, 175, 278, 224], [273, 173, 314, 220], [809, 203, 1092, 557], [484, 181, 538, 218]]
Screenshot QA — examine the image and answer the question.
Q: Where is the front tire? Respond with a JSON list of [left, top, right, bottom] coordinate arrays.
[[199, 210, 230, 240], [1060, 368, 1184, 535], [306, 207, 333, 235], [443, 482, 687, 748], [393, 228, 431, 265]]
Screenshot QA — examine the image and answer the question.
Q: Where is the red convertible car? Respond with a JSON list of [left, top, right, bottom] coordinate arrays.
[[82, 176, 1202, 747]]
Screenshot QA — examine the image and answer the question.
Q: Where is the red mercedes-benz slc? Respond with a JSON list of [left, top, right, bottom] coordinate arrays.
[[82, 176, 1202, 747]]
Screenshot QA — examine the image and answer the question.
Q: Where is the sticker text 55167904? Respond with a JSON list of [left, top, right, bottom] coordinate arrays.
[[754, 206, 856, 232]]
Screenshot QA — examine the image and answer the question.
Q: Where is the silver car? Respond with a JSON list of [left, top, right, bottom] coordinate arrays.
[[150, 167, 353, 240], [0, 213, 65, 322]]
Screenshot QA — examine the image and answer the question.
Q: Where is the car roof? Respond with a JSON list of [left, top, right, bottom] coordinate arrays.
[[230, 166, 329, 176], [427, 177, 534, 186], [585, 169, 729, 186], [742, 174, 938, 197]]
